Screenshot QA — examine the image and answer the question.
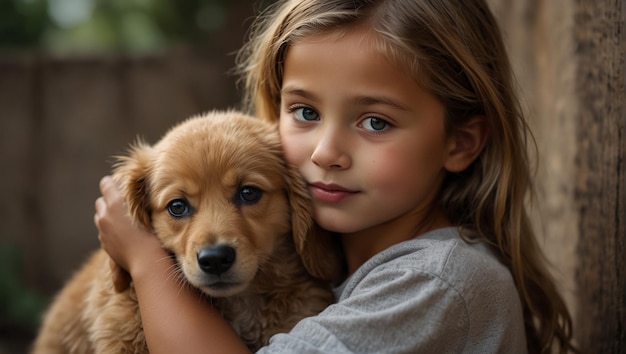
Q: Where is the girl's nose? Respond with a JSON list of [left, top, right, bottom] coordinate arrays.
[[310, 127, 351, 169]]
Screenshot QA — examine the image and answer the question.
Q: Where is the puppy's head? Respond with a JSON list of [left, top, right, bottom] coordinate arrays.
[[113, 111, 340, 297]]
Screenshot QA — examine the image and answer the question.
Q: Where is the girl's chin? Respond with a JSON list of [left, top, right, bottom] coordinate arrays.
[[313, 216, 362, 235]]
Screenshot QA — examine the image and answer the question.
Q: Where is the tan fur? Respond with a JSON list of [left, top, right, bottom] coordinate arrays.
[[32, 111, 341, 353]]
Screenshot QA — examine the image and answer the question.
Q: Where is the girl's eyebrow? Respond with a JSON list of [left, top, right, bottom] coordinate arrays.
[[353, 95, 410, 112], [282, 85, 409, 112], [281, 86, 318, 101]]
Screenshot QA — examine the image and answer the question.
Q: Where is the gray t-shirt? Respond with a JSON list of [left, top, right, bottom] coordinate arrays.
[[257, 227, 527, 353]]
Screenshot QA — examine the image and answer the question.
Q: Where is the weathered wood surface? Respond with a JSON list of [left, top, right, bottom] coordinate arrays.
[[573, 1, 625, 352], [490, 0, 625, 352]]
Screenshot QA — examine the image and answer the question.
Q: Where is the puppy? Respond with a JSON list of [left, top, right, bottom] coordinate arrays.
[[32, 110, 341, 353]]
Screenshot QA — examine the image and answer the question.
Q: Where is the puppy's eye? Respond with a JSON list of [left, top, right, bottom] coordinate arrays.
[[236, 186, 263, 206], [167, 199, 192, 218]]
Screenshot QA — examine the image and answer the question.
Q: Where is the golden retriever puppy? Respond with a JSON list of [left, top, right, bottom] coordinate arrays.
[[32, 110, 341, 353]]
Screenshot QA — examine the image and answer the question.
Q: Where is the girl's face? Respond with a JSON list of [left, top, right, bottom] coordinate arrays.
[[279, 27, 453, 252]]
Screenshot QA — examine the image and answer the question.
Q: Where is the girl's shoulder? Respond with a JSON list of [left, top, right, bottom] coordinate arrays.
[[334, 226, 526, 351], [260, 228, 527, 353], [336, 226, 521, 309]]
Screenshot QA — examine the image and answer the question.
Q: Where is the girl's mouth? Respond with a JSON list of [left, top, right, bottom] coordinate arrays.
[[309, 182, 359, 203]]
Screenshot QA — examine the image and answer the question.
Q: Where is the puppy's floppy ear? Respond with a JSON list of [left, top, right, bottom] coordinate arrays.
[[285, 164, 342, 281], [111, 140, 154, 231]]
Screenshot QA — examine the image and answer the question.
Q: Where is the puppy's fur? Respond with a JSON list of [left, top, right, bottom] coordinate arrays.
[[32, 111, 341, 353]]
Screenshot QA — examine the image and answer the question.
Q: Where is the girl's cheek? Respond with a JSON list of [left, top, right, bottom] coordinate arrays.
[[279, 125, 304, 166], [286, 142, 309, 167]]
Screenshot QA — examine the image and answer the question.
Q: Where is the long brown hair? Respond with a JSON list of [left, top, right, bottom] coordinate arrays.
[[236, 0, 576, 352]]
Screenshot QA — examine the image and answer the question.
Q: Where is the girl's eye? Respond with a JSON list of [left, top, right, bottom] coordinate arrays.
[[167, 199, 192, 218], [235, 186, 263, 206], [361, 117, 390, 132], [293, 107, 320, 121]]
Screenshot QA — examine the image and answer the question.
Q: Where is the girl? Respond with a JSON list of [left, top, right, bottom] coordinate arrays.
[[95, 0, 576, 353]]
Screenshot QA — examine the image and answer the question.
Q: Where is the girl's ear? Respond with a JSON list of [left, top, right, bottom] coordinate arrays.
[[444, 115, 489, 173], [111, 141, 154, 230], [285, 163, 342, 281]]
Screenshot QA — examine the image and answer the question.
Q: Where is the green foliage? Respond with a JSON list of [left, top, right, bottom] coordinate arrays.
[[0, 0, 237, 54], [0, 244, 49, 329], [0, 0, 49, 49]]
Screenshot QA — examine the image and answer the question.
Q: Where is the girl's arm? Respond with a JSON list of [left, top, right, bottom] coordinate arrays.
[[94, 176, 251, 354]]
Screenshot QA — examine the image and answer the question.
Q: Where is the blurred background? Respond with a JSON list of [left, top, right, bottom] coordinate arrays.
[[0, 0, 271, 352], [0, 0, 624, 353]]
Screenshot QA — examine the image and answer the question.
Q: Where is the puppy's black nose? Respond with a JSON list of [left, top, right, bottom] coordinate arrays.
[[197, 245, 236, 275]]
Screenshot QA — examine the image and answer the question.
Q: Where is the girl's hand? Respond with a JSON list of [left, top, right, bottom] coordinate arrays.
[[94, 175, 166, 278]]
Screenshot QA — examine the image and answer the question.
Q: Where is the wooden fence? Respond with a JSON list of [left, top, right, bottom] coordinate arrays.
[[0, 0, 624, 353]]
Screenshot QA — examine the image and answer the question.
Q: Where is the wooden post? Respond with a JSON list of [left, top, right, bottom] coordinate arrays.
[[489, 0, 625, 351], [573, 1, 625, 352]]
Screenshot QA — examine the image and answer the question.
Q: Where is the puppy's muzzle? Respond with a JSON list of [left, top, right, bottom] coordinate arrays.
[[197, 245, 236, 275]]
